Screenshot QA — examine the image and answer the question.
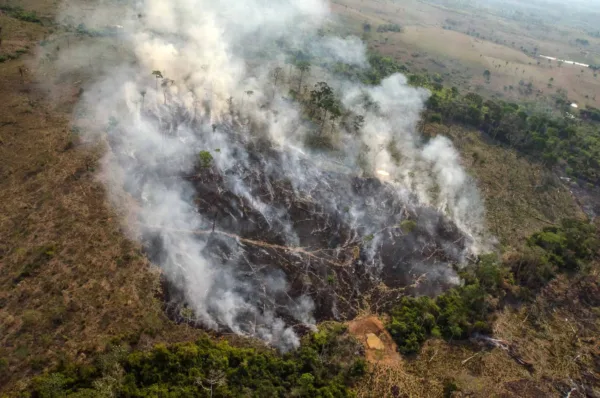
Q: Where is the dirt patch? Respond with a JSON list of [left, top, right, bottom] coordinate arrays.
[[349, 316, 446, 397], [348, 315, 402, 366]]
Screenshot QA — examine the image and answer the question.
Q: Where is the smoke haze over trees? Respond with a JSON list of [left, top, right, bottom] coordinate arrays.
[[50, 0, 488, 350]]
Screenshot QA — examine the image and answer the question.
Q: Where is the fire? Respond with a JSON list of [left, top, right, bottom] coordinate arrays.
[[376, 169, 390, 177]]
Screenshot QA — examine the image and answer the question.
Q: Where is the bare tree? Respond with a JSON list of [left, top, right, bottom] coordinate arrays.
[[296, 61, 310, 94], [272, 67, 282, 100], [18, 66, 25, 85], [273, 67, 282, 87], [196, 369, 226, 398], [140, 90, 146, 110], [244, 90, 253, 109], [161, 78, 174, 105], [151, 70, 163, 90]]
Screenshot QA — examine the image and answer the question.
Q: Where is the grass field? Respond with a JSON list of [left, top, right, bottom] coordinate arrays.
[[332, 0, 600, 108], [423, 123, 582, 248], [0, 12, 204, 393]]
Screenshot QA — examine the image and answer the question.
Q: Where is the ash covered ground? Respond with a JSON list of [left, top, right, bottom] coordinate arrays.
[[110, 110, 472, 340]]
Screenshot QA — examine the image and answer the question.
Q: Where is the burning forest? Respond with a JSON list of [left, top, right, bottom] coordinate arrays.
[[51, 0, 489, 350]]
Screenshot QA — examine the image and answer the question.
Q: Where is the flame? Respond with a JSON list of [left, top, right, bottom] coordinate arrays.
[[376, 169, 390, 177]]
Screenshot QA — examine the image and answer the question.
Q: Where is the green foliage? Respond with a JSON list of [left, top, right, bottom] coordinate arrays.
[[428, 112, 442, 123], [362, 53, 409, 85], [376, 24, 403, 33], [13, 244, 57, 285], [387, 257, 505, 354], [21, 310, 44, 331], [424, 84, 600, 185], [30, 326, 365, 397], [198, 151, 214, 169], [304, 132, 334, 150], [504, 246, 555, 292], [399, 219, 417, 234], [388, 296, 439, 354], [483, 69, 491, 82], [527, 219, 598, 272], [0, 52, 22, 63], [0, 5, 41, 23], [332, 48, 600, 185], [503, 218, 598, 300], [32, 372, 72, 398], [443, 379, 459, 397], [388, 220, 598, 354]]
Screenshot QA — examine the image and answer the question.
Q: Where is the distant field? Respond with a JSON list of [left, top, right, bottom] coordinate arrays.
[[332, 0, 600, 108]]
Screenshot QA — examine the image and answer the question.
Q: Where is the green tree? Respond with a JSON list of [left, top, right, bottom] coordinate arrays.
[[483, 69, 491, 83], [198, 151, 213, 169]]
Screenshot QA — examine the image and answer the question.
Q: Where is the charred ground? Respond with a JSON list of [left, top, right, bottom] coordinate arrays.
[[128, 115, 470, 332]]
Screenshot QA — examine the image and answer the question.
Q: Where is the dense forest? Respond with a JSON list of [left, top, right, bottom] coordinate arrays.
[[31, 325, 366, 397]]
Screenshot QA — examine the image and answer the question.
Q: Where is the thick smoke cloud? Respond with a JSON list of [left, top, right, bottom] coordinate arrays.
[[51, 0, 488, 350]]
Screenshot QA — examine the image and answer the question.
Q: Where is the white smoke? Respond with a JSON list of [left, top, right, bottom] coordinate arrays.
[[50, 0, 488, 350]]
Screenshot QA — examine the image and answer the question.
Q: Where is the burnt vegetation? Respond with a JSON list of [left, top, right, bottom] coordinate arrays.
[[3, 4, 600, 396]]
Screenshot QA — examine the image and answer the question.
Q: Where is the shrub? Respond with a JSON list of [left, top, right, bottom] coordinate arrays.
[[527, 219, 598, 271], [399, 219, 417, 234], [387, 259, 501, 354], [387, 219, 598, 354], [504, 246, 556, 290], [30, 325, 365, 397], [13, 244, 56, 285], [21, 310, 43, 331], [304, 132, 334, 150], [428, 112, 443, 123], [198, 150, 213, 168], [388, 296, 439, 354], [377, 24, 403, 33]]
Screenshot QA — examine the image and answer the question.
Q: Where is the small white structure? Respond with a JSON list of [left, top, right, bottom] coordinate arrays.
[[571, 103, 579, 108]]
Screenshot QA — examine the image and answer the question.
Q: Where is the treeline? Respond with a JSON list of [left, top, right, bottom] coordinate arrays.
[[425, 87, 600, 184], [31, 324, 366, 397], [331, 53, 600, 185], [387, 218, 599, 354]]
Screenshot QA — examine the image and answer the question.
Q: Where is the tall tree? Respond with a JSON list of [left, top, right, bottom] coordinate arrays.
[[161, 78, 174, 105], [272, 67, 283, 100], [296, 61, 311, 94], [140, 90, 146, 110], [151, 70, 163, 90]]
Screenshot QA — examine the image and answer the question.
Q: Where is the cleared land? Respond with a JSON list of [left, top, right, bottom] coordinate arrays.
[[423, 123, 582, 247], [332, 0, 600, 108], [0, 14, 203, 393]]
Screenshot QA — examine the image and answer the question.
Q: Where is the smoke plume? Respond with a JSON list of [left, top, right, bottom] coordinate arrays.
[[48, 0, 489, 350]]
